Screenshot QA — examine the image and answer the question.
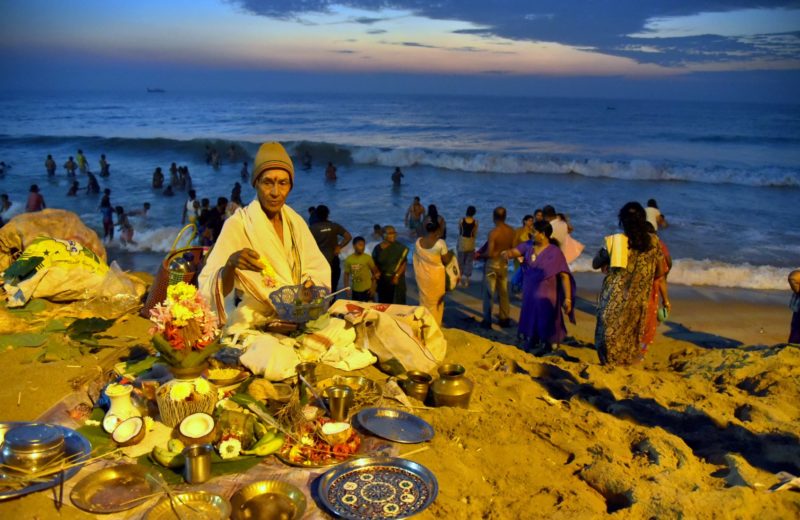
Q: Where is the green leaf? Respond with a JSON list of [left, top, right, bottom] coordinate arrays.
[[7, 299, 48, 315], [67, 317, 116, 338], [0, 333, 49, 348], [3, 256, 43, 281], [42, 319, 68, 333]]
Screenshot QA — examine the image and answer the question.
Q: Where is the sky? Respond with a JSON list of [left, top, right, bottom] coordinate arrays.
[[1, 0, 799, 101]]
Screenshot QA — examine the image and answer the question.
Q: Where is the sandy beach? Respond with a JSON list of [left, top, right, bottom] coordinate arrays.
[[1, 262, 798, 519]]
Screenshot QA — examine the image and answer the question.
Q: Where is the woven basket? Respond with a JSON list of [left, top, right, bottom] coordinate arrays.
[[140, 225, 208, 317], [269, 285, 330, 323]]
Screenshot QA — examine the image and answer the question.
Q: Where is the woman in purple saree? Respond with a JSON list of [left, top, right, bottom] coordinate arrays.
[[504, 220, 575, 354]]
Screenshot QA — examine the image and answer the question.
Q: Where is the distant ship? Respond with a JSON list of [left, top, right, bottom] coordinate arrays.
[[147, 88, 165, 93]]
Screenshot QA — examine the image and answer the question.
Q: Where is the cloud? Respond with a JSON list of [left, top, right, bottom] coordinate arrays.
[[333, 49, 357, 54], [227, 1, 800, 68], [367, 29, 387, 34]]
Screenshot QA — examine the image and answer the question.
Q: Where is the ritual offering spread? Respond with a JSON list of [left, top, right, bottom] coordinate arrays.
[[230, 480, 306, 520]]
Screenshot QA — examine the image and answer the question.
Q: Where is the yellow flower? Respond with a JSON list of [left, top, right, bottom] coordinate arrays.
[[261, 257, 278, 287], [170, 303, 196, 326], [169, 382, 193, 401], [194, 378, 211, 395], [167, 282, 197, 303]]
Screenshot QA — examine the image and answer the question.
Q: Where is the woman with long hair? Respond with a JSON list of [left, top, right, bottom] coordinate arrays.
[[503, 220, 575, 354], [593, 202, 666, 365], [413, 220, 453, 324]]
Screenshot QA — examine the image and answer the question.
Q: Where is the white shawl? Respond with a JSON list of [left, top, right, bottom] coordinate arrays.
[[198, 200, 331, 326]]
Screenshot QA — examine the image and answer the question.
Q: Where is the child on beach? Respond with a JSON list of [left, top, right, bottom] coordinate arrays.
[[344, 236, 380, 302], [116, 206, 136, 245]]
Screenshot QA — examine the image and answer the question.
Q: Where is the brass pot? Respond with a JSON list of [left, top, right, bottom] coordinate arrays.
[[401, 371, 433, 403], [430, 364, 473, 408]]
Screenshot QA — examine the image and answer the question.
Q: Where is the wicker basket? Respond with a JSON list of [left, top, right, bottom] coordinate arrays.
[[140, 225, 208, 317], [269, 285, 330, 323]]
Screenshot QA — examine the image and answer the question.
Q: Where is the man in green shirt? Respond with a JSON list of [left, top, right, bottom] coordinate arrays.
[[344, 236, 379, 302]]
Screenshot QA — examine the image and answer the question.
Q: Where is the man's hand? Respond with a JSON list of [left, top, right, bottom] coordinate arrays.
[[226, 248, 264, 273]]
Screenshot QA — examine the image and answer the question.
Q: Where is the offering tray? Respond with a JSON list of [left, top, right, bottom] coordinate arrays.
[[0, 422, 91, 500], [316, 456, 438, 520], [356, 408, 434, 444]]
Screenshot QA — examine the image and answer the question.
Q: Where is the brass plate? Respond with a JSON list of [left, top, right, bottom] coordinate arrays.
[[70, 464, 161, 513], [207, 371, 249, 387], [145, 491, 231, 520], [230, 480, 307, 520]]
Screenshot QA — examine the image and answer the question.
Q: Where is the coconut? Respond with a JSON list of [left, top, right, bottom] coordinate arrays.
[[318, 422, 352, 445], [178, 413, 216, 444], [112, 417, 146, 446], [102, 414, 122, 434]]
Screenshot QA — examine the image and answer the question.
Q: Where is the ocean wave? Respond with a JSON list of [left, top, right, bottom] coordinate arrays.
[[2, 135, 797, 187], [688, 135, 800, 146], [570, 256, 792, 290]]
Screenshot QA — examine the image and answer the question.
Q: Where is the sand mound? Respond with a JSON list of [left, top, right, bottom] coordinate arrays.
[[413, 330, 800, 519]]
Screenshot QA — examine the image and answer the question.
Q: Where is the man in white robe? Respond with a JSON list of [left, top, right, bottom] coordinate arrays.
[[199, 142, 330, 330]]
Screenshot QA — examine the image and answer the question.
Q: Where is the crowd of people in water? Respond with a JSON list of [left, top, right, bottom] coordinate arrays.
[[3, 142, 798, 366]]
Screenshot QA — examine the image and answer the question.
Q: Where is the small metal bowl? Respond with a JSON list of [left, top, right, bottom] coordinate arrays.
[[1, 423, 65, 472], [230, 480, 307, 520]]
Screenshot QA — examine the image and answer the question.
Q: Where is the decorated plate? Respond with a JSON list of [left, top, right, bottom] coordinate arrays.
[[317, 457, 438, 520], [0, 422, 91, 501], [356, 408, 434, 444]]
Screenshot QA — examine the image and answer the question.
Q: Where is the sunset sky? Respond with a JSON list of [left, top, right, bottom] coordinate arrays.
[[1, 1, 798, 101]]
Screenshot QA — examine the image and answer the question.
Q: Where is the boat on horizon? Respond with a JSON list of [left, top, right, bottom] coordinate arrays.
[[147, 88, 165, 93]]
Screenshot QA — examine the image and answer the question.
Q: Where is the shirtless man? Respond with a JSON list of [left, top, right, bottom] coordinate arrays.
[[404, 196, 425, 237], [481, 206, 515, 328]]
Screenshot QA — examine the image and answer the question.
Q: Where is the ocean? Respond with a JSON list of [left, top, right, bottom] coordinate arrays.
[[0, 90, 798, 290]]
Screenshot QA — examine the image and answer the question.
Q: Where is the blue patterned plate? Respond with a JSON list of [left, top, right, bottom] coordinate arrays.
[[317, 457, 437, 520]]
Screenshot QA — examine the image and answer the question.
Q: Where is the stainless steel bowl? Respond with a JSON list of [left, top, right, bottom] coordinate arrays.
[[1, 423, 66, 471]]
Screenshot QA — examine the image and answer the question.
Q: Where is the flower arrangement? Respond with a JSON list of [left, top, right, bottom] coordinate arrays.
[[149, 282, 221, 369]]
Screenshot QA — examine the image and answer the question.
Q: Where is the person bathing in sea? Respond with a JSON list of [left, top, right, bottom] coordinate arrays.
[[64, 156, 77, 176], [66, 181, 80, 197], [99, 154, 110, 177], [405, 196, 425, 238], [325, 162, 337, 181], [76, 149, 89, 174], [26, 184, 46, 212], [45, 154, 56, 176], [116, 206, 136, 245], [391, 167, 404, 186]]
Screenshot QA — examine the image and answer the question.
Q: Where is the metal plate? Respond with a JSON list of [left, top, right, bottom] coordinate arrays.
[[230, 480, 306, 520], [70, 463, 161, 513], [207, 370, 249, 387], [317, 457, 438, 520], [146, 491, 231, 520], [356, 408, 434, 444], [0, 422, 91, 501]]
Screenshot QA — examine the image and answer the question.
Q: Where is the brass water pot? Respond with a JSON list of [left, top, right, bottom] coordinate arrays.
[[430, 364, 473, 408]]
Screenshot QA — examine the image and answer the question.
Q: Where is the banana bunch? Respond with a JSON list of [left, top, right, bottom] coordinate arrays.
[[241, 430, 285, 456], [151, 439, 185, 468]]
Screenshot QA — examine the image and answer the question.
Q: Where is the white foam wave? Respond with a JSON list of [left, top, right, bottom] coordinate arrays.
[[123, 226, 185, 253], [570, 256, 792, 290], [350, 146, 799, 187]]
